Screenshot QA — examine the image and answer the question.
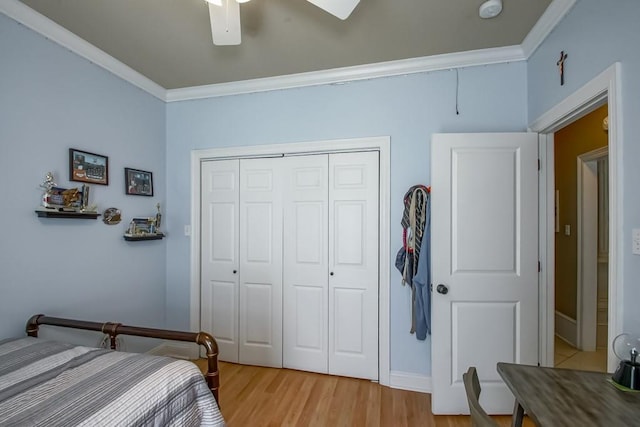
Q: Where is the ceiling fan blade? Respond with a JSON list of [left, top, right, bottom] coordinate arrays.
[[209, 1, 241, 46], [306, 0, 360, 20]]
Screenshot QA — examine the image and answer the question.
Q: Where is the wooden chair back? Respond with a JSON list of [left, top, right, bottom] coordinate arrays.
[[462, 367, 499, 427]]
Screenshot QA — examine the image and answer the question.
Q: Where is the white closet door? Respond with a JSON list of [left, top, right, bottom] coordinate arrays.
[[239, 158, 283, 367], [328, 151, 379, 380], [201, 159, 240, 363], [282, 155, 329, 373]]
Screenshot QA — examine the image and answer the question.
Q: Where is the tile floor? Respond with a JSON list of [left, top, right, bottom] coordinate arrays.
[[554, 336, 607, 372]]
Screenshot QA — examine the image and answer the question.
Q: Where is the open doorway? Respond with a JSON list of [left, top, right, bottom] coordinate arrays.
[[553, 105, 609, 372], [531, 63, 622, 374]]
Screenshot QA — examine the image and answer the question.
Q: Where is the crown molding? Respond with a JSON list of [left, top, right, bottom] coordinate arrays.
[[2, 0, 571, 102], [521, 0, 577, 58], [165, 45, 525, 102], [0, 0, 166, 101]]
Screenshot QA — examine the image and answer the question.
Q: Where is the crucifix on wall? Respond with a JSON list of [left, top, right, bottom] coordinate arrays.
[[557, 51, 568, 86]]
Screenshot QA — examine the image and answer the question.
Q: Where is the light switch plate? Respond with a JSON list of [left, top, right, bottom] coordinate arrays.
[[633, 229, 640, 255]]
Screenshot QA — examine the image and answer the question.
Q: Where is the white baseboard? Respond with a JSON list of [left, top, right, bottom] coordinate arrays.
[[555, 311, 577, 347], [146, 341, 199, 360], [389, 371, 431, 394]]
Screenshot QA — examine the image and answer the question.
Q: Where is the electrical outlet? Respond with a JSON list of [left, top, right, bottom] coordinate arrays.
[[184, 225, 191, 236], [564, 224, 571, 236]]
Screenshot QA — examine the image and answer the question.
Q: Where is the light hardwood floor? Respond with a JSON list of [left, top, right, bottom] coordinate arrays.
[[194, 360, 534, 426]]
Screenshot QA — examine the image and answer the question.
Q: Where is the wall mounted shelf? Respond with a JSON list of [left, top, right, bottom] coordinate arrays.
[[35, 209, 100, 219], [123, 233, 165, 241]]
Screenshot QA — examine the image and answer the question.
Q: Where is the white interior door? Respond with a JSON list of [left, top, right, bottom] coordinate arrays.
[[328, 151, 379, 380], [431, 133, 539, 414], [239, 158, 283, 367], [200, 159, 240, 363], [283, 155, 329, 373]]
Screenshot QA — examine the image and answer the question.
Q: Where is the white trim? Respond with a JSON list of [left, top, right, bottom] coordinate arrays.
[[521, 0, 577, 58], [189, 136, 392, 386], [538, 133, 555, 366], [529, 66, 614, 132], [388, 371, 431, 394], [554, 311, 577, 347], [577, 148, 608, 352], [146, 341, 199, 360], [2, 0, 570, 101], [531, 63, 623, 373], [165, 46, 525, 101], [0, 0, 166, 101]]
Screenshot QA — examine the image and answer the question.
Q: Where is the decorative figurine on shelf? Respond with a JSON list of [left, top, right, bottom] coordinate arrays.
[[155, 203, 162, 233], [40, 172, 57, 208], [62, 188, 81, 207], [40, 172, 56, 192], [81, 184, 90, 211], [126, 219, 137, 235]]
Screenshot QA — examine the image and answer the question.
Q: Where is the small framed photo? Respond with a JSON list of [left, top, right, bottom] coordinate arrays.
[[69, 148, 109, 185], [125, 168, 153, 196]]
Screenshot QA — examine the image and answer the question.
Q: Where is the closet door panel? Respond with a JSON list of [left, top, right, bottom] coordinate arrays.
[[243, 282, 274, 344], [239, 158, 283, 368], [202, 281, 236, 344], [334, 288, 364, 353], [201, 160, 240, 363], [334, 201, 365, 264], [328, 152, 379, 380], [283, 155, 329, 373]]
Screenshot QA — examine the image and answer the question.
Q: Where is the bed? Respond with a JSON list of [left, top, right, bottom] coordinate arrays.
[[0, 314, 224, 426]]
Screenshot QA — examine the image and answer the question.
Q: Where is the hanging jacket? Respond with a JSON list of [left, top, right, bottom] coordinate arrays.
[[395, 185, 431, 339], [412, 204, 430, 339]]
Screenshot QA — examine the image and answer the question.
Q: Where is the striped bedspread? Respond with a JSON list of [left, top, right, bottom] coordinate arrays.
[[0, 337, 225, 426]]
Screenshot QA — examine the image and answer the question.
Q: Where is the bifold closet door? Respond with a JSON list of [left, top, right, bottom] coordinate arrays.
[[202, 152, 378, 378], [282, 155, 329, 374], [282, 151, 380, 380], [239, 158, 283, 368], [200, 159, 240, 363], [328, 151, 379, 380]]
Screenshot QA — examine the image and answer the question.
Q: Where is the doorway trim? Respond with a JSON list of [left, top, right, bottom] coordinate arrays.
[[531, 62, 622, 372], [577, 147, 608, 351], [188, 136, 391, 386]]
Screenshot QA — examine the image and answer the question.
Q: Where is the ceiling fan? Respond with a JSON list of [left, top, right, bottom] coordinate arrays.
[[204, 0, 360, 46]]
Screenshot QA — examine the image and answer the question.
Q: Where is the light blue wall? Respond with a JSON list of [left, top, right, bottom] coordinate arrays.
[[166, 62, 528, 374], [528, 0, 640, 334], [0, 14, 167, 343]]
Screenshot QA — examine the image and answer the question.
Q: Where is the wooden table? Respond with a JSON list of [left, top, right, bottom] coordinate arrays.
[[497, 362, 640, 427]]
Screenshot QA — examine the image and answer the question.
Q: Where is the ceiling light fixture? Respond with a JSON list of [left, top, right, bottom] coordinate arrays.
[[479, 0, 503, 19], [206, 0, 360, 46]]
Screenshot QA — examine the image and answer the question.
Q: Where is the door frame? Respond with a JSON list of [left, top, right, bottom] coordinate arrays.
[[530, 62, 622, 372], [189, 136, 391, 385], [577, 147, 608, 351]]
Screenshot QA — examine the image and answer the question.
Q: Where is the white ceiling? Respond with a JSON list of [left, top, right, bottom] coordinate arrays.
[[15, 0, 553, 90]]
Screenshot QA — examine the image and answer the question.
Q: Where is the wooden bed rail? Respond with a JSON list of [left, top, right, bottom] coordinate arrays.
[[26, 314, 220, 402]]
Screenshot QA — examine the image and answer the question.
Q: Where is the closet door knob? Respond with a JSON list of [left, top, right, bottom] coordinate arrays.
[[330, 272, 334, 276], [233, 270, 237, 274]]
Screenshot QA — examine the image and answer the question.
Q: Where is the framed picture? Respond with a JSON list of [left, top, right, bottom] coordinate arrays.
[[69, 148, 109, 185], [125, 168, 153, 196]]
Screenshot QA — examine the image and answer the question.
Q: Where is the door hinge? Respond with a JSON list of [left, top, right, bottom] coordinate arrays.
[[538, 261, 541, 272], [538, 159, 541, 171]]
